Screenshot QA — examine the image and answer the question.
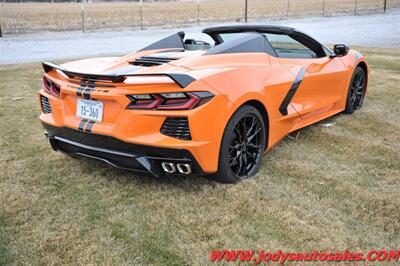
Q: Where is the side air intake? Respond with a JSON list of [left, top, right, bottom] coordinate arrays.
[[40, 95, 52, 114], [160, 117, 191, 140]]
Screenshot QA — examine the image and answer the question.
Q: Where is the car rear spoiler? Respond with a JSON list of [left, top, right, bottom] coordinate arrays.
[[41, 61, 196, 88]]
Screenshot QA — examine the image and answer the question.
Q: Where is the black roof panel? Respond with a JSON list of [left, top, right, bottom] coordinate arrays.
[[202, 25, 295, 35], [139, 31, 185, 51]]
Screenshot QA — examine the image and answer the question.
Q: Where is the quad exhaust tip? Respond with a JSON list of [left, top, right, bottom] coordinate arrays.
[[161, 162, 176, 173], [161, 162, 192, 175], [177, 163, 192, 174]]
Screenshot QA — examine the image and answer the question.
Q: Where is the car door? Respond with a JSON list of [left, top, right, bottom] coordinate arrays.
[[265, 33, 348, 120]]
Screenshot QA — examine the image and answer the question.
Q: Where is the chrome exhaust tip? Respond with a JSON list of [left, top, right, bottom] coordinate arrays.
[[177, 163, 192, 175], [161, 162, 176, 173]]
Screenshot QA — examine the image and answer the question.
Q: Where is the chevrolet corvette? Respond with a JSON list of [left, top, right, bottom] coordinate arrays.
[[39, 25, 369, 183]]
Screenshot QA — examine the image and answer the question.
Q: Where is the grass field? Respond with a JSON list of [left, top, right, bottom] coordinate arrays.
[[0, 47, 400, 264], [1, 0, 400, 34]]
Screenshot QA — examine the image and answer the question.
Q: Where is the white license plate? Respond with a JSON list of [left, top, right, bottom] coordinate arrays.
[[76, 99, 103, 122]]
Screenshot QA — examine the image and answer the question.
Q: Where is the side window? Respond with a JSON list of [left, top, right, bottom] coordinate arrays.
[[264, 33, 317, 59]]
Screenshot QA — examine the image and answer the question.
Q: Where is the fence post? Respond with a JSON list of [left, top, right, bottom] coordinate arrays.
[[0, 0, 3, 37], [244, 0, 248, 22], [81, 0, 85, 33], [197, 0, 200, 25], [322, 0, 325, 16], [354, 0, 357, 15], [383, 0, 387, 12], [139, 0, 143, 30], [287, 0, 290, 19]]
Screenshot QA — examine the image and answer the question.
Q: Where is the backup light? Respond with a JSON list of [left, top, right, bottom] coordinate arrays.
[[160, 92, 186, 99], [131, 94, 152, 100]]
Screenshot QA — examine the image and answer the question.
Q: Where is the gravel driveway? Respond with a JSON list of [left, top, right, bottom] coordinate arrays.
[[1, 10, 399, 65]]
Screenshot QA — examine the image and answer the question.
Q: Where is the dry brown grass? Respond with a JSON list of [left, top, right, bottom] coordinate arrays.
[[1, 0, 400, 34], [0, 47, 399, 264]]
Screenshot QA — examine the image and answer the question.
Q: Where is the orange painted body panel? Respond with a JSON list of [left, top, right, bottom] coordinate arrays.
[[39, 47, 369, 174]]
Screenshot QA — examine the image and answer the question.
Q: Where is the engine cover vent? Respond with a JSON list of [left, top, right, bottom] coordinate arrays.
[[131, 56, 178, 67]]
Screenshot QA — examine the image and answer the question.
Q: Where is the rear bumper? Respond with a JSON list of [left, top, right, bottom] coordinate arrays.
[[43, 123, 205, 177]]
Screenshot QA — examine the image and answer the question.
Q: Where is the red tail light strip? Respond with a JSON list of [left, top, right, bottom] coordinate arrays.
[[42, 77, 60, 98], [126, 92, 213, 110], [157, 93, 200, 110]]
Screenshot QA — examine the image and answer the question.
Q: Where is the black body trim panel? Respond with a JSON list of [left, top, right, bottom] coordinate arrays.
[[279, 67, 306, 116], [42, 123, 205, 177], [78, 119, 88, 131], [139, 31, 185, 51], [203, 24, 294, 35], [203, 25, 294, 45], [42, 62, 196, 88]]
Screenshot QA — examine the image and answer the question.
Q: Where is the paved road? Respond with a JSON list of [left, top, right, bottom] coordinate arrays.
[[1, 10, 399, 65]]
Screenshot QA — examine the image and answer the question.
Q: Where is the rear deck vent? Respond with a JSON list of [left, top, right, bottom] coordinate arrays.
[[40, 95, 52, 114], [160, 117, 191, 140], [131, 56, 178, 67]]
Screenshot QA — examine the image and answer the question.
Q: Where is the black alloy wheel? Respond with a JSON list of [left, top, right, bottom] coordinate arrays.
[[345, 66, 367, 114], [215, 105, 266, 183]]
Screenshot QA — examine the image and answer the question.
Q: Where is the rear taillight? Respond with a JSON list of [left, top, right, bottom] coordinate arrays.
[[42, 77, 60, 98], [126, 91, 213, 110]]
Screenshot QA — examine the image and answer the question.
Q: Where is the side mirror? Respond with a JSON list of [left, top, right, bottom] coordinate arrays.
[[331, 44, 349, 57]]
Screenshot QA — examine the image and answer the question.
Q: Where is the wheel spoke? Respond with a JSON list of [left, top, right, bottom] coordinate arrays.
[[229, 151, 241, 166], [243, 152, 248, 165], [237, 151, 244, 176], [357, 74, 364, 87], [240, 119, 246, 136], [246, 150, 257, 162], [229, 143, 240, 150], [247, 143, 261, 150], [246, 117, 257, 137], [247, 127, 261, 142]]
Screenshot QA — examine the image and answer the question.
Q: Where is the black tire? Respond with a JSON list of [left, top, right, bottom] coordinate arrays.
[[344, 66, 367, 114], [213, 105, 266, 183]]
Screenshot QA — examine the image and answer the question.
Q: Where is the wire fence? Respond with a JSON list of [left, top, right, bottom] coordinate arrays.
[[0, 0, 399, 36]]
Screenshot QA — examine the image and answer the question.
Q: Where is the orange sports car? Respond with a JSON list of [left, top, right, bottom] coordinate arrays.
[[39, 25, 369, 183]]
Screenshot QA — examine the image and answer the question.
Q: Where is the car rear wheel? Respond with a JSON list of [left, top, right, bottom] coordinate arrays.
[[214, 105, 266, 183], [344, 66, 367, 114]]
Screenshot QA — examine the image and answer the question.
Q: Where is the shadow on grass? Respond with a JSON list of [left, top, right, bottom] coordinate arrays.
[[73, 156, 219, 189], [0, 214, 11, 265]]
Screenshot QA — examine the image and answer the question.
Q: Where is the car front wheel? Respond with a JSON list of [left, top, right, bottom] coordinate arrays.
[[344, 66, 367, 114]]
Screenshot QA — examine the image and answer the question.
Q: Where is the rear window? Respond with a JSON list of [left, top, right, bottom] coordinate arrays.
[[218, 32, 318, 59], [219, 33, 250, 42]]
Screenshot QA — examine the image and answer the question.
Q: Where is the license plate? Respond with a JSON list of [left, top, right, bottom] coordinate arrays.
[[76, 99, 103, 122]]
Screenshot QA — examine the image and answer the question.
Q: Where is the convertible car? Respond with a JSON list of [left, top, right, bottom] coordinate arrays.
[[39, 25, 369, 183]]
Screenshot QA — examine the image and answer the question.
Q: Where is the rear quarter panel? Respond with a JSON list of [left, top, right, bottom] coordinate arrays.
[[197, 58, 302, 150]]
